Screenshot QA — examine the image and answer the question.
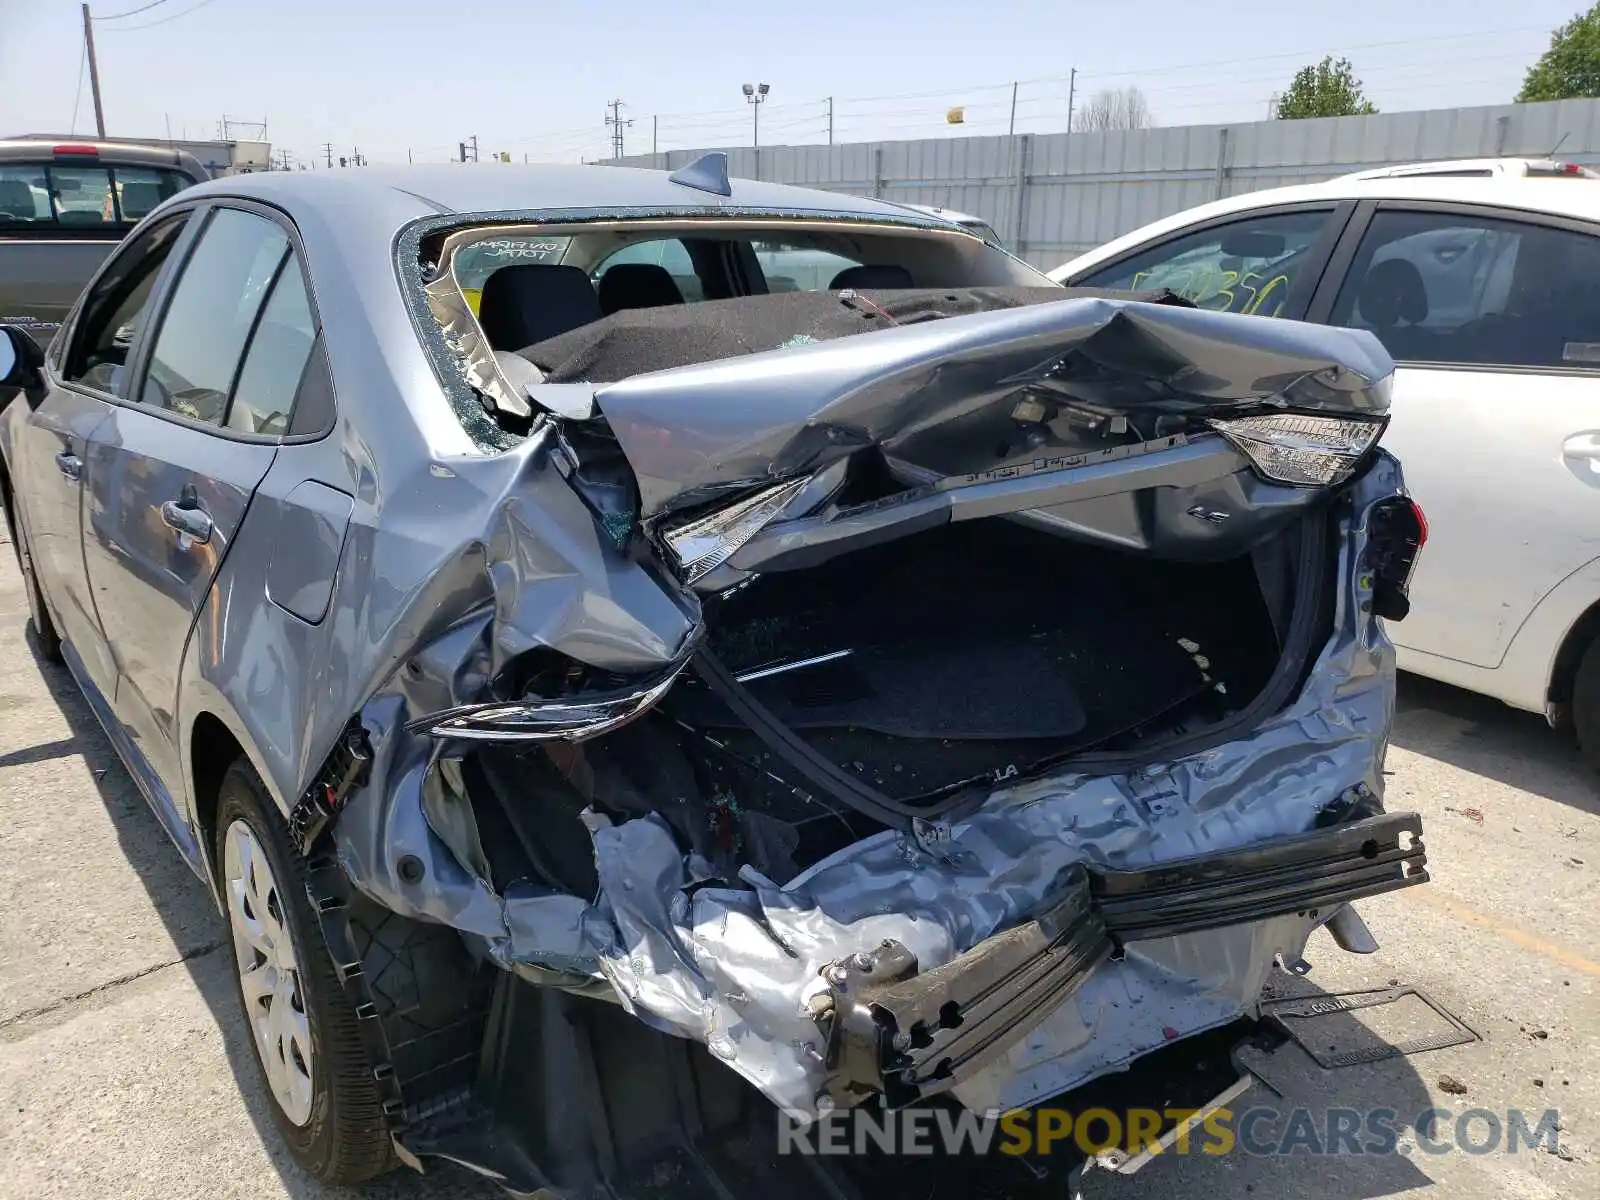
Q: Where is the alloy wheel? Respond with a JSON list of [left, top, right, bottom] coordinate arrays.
[[223, 817, 316, 1126]]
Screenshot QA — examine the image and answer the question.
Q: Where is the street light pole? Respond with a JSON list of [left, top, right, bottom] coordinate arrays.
[[742, 82, 769, 180]]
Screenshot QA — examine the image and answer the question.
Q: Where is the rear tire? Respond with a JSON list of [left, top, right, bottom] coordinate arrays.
[[215, 759, 397, 1184], [2, 488, 62, 664], [213, 757, 493, 1183], [1572, 637, 1600, 773]]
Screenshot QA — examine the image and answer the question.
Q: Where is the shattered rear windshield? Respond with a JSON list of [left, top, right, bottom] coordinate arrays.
[[454, 236, 573, 291]]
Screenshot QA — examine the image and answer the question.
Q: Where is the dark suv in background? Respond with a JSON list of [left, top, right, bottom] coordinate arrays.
[[0, 138, 208, 345]]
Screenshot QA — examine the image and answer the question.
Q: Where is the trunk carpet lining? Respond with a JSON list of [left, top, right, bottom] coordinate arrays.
[[674, 519, 1278, 806]]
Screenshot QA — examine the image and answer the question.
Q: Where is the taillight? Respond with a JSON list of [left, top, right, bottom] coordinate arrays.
[[1366, 497, 1427, 622], [1208, 413, 1386, 488], [52, 144, 100, 159], [1408, 499, 1428, 548]]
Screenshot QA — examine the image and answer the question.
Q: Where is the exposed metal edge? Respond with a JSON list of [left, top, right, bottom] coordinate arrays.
[[817, 874, 1114, 1108], [1091, 812, 1427, 942], [1099, 1073, 1256, 1175]]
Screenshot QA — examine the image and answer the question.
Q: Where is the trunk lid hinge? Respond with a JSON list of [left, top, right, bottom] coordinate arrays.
[[290, 722, 374, 856]]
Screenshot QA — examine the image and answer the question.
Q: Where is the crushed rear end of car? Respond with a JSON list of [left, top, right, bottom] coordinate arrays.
[[313, 287, 1428, 1195]]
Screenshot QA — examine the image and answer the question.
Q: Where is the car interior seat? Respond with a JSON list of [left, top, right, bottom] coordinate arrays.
[[1356, 257, 1432, 359], [1476, 230, 1600, 367], [0, 181, 36, 218], [597, 263, 686, 315], [476, 264, 603, 350], [829, 264, 915, 290]]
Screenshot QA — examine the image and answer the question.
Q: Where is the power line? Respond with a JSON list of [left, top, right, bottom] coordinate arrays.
[[639, 23, 1548, 133], [95, 0, 176, 19], [69, 39, 87, 133], [100, 0, 221, 31]]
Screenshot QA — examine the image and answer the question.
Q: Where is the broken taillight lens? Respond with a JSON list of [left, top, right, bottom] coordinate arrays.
[[663, 476, 812, 583], [1208, 413, 1386, 488], [1366, 496, 1427, 622]]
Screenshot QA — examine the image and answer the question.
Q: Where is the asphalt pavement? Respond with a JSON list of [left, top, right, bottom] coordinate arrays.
[[0, 519, 1594, 1200]]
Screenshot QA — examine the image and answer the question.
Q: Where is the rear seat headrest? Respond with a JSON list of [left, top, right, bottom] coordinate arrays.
[[477, 263, 603, 351]]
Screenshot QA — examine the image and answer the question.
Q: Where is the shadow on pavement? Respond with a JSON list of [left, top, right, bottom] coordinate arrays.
[[1097, 970, 1463, 1199], [1391, 673, 1598, 817], [22, 638, 495, 1200]]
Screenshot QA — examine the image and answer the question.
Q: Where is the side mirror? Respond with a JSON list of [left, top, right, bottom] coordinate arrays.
[[0, 325, 47, 391]]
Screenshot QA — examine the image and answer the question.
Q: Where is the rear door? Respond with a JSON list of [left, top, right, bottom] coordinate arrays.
[[7, 211, 194, 691], [1308, 203, 1600, 669], [81, 203, 311, 794]]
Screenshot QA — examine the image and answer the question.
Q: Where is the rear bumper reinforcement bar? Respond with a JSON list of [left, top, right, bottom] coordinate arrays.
[[815, 813, 1426, 1107], [817, 868, 1113, 1109], [1090, 811, 1428, 942]]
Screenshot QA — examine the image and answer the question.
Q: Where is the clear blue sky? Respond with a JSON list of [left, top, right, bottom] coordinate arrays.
[[0, 0, 1586, 167]]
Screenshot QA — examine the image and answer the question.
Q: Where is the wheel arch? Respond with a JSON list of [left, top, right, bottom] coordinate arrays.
[[181, 687, 290, 900], [1547, 595, 1600, 718]]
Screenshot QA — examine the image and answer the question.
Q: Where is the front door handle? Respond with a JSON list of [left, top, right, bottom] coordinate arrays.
[[54, 451, 82, 482], [1562, 432, 1600, 461], [160, 498, 213, 545]]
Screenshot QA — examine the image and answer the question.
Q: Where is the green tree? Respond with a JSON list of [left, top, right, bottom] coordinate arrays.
[[1517, 3, 1600, 101], [1275, 57, 1378, 119]]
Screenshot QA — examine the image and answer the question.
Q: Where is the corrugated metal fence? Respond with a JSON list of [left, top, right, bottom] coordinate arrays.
[[615, 99, 1600, 270]]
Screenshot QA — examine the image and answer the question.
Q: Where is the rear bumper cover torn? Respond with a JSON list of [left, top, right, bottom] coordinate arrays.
[[815, 812, 1425, 1110]]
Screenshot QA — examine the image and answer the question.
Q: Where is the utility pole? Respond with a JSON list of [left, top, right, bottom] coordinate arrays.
[[81, 4, 106, 137], [652, 114, 658, 156], [322, 142, 334, 168], [828, 97, 834, 145], [469, 134, 479, 163], [1065, 67, 1077, 134], [605, 100, 632, 159], [1009, 82, 1018, 137]]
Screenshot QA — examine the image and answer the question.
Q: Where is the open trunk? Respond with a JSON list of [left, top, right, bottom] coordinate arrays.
[[462, 509, 1316, 888], [406, 291, 1403, 890]]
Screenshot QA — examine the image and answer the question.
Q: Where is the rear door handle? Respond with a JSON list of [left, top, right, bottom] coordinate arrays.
[[54, 451, 82, 482], [1562, 432, 1600, 461], [160, 499, 213, 545]]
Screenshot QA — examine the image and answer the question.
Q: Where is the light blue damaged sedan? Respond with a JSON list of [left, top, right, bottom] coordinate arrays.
[[0, 153, 1428, 1197]]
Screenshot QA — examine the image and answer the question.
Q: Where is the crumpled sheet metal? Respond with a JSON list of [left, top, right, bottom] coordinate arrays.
[[592, 296, 1396, 520], [336, 453, 1403, 1120]]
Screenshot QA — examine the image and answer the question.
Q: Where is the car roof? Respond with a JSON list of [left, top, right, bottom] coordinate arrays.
[[1338, 156, 1599, 180], [1049, 172, 1600, 280], [0, 137, 208, 178], [178, 162, 946, 233]]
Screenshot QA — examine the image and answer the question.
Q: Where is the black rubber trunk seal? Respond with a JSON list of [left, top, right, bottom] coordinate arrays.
[[692, 649, 988, 830]]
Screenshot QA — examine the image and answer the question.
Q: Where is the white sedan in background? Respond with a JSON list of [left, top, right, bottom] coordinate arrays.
[[1050, 160, 1600, 765]]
